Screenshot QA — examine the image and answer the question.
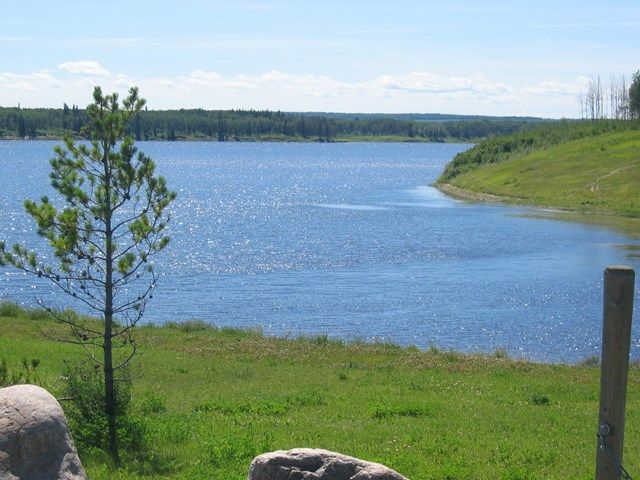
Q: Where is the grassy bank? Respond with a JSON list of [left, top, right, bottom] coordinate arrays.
[[438, 120, 639, 182], [436, 121, 640, 230], [440, 130, 640, 218], [1, 302, 638, 479]]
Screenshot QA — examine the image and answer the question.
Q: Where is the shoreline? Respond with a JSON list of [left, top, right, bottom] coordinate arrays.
[[0, 136, 461, 144], [435, 182, 640, 239], [435, 182, 527, 205], [0, 300, 603, 372], [0, 299, 604, 365]]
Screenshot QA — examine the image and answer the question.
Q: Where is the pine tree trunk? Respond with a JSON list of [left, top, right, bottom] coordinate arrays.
[[104, 312, 119, 465], [103, 141, 119, 465]]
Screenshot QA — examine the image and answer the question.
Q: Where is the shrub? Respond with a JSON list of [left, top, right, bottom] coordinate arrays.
[[0, 301, 22, 317], [371, 403, 434, 419], [62, 361, 144, 455], [26, 307, 51, 320], [493, 347, 509, 359], [578, 355, 600, 367], [139, 391, 167, 415], [0, 357, 42, 387], [530, 394, 551, 406], [166, 319, 213, 333]]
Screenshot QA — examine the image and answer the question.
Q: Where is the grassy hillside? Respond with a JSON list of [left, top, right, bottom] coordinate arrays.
[[443, 130, 640, 216], [1, 302, 638, 479], [437, 121, 640, 218]]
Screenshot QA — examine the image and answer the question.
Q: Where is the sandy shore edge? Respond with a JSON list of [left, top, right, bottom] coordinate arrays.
[[434, 182, 526, 205]]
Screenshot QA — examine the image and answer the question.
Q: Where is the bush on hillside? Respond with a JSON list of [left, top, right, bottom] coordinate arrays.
[[62, 361, 144, 455]]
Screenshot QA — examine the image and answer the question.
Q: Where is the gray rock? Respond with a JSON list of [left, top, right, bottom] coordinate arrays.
[[248, 448, 408, 480], [0, 384, 87, 480]]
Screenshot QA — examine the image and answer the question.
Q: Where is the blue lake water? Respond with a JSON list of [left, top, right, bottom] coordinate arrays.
[[1, 140, 639, 362]]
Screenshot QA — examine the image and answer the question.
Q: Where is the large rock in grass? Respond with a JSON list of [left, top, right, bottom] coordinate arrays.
[[248, 448, 408, 480], [0, 384, 87, 480]]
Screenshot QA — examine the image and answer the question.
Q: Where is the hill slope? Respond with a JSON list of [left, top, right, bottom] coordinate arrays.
[[438, 124, 640, 218]]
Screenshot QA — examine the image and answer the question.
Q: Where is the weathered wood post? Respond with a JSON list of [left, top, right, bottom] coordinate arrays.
[[596, 266, 635, 480]]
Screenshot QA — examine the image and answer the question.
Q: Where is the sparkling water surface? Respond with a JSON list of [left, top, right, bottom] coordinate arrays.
[[1, 140, 639, 362]]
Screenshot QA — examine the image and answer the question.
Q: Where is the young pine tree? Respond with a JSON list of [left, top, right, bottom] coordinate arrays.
[[0, 86, 176, 464]]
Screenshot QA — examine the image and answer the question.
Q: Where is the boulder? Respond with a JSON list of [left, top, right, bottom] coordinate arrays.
[[248, 448, 408, 480], [0, 384, 87, 480]]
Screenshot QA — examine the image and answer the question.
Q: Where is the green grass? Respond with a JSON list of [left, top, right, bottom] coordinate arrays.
[[1, 301, 639, 479], [440, 128, 640, 219], [439, 119, 639, 182]]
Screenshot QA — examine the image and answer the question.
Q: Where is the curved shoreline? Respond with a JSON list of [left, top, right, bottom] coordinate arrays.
[[435, 182, 640, 239], [435, 182, 528, 206]]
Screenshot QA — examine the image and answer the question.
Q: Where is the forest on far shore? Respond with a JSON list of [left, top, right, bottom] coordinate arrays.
[[0, 105, 551, 142]]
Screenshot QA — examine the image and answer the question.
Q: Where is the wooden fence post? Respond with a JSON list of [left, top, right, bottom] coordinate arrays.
[[596, 265, 635, 480]]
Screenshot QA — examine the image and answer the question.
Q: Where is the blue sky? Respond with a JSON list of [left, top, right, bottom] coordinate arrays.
[[1, 0, 639, 117]]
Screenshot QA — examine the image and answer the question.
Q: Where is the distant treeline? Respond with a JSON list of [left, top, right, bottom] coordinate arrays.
[[0, 105, 552, 142]]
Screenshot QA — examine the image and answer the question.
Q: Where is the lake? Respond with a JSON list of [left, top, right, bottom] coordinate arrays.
[[1, 140, 639, 362]]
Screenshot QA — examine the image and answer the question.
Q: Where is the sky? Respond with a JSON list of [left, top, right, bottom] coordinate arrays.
[[1, 0, 639, 117]]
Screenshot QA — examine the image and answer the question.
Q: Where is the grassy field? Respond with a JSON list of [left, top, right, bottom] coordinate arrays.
[[439, 129, 640, 220], [1, 302, 639, 479]]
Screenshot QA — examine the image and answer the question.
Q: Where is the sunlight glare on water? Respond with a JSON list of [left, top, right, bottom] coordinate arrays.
[[1, 141, 639, 362]]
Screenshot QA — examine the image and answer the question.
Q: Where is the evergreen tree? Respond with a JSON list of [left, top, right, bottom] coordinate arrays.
[[0, 87, 176, 464], [62, 103, 70, 130], [17, 114, 26, 138], [167, 122, 176, 141], [217, 112, 227, 141]]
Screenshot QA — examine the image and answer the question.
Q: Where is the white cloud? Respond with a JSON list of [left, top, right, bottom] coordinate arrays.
[[0, 66, 589, 117], [369, 73, 512, 100], [181, 70, 516, 101], [114, 74, 133, 88], [253, 70, 355, 96], [154, 79, 175, 87], [524, 77, 590, 97], [187, 70, 256, 90], [58, 61, 110, 77], [0, 71, 64, 93], [187, 70, 222, 85], [0, 74, 37, 92]]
